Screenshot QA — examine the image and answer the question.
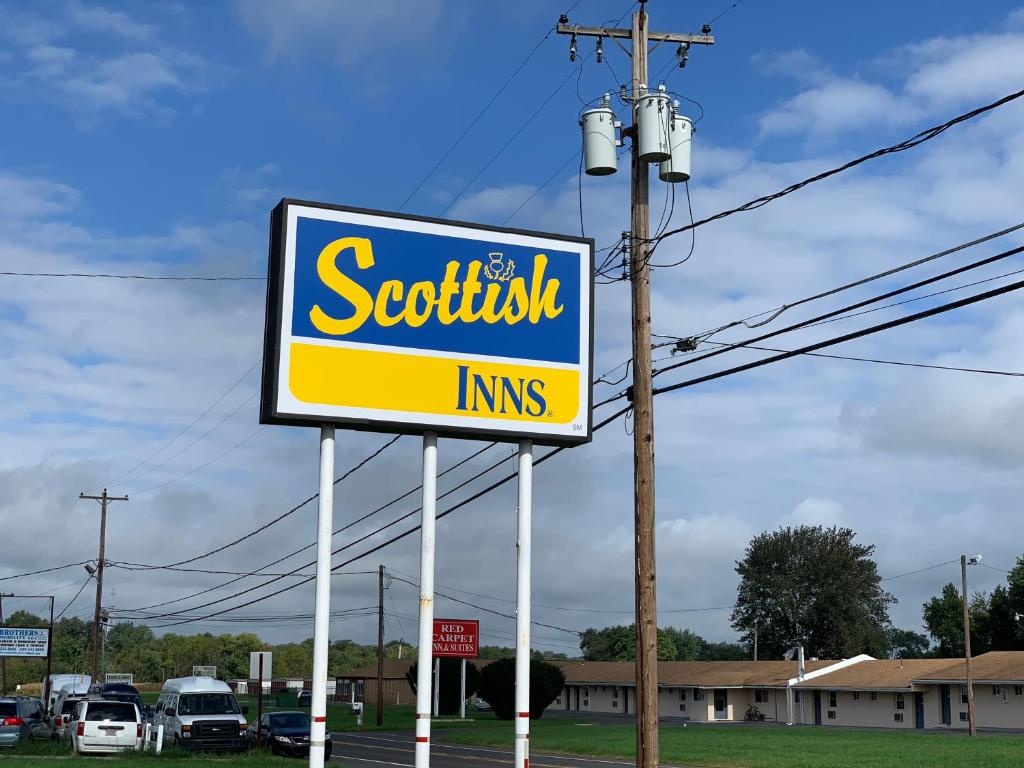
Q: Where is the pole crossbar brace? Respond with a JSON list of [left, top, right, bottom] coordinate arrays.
[[557, 23, 714, 46]]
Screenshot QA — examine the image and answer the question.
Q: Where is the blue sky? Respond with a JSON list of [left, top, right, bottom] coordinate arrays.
[[2, 1, 1024, 650]]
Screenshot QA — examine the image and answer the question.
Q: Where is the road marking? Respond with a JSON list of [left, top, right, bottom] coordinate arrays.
[[331, 755, 412, 767]]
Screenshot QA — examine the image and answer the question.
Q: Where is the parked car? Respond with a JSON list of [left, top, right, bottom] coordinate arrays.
[[0, 697, 52, 747], [151, 677, 248, 752], [474, 698, 492, 712], [64, 699, 142, 754], [43, 675, 90, 717], [88, 683, 145, 716], [297, 690, 312, 707], [247, 711, 331, 759], [50, 693, 89, 740]]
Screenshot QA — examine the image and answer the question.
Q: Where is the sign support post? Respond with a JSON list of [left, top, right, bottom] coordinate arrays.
[[514, 439, 533, 768], [415, 432, 438, 768], [433, 659, 440, 717], [459, 659, 466, 719], [256, 653, 265, 748], [309, 425, 335, 768], [44, 597, 54, 711]]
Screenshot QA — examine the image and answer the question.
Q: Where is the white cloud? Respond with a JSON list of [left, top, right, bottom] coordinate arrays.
[[0, 3, 205, 121], [233, 0, 446, 68]]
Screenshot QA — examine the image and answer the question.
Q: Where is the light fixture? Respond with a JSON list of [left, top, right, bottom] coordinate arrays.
[[84, 563, 96, 576]]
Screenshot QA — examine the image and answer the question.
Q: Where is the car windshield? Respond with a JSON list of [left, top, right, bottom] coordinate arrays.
[[178, 694, 240, 715], [85, 703, 136, 722], [270, 713, 309, 729], [0, 702, 16, 716]]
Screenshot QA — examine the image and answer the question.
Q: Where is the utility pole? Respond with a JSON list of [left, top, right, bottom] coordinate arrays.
[[558, 6, 712, 767], [377, 564, 385, 726], [0, 592, 9, 695], [961, 555, 978, 736], [80, 490, 128, 682]]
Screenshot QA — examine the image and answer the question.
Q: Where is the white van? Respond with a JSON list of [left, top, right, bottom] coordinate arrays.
[[65, 698, 142, 754], [43, 674, 91, 715], [152, 677, 248, 752]]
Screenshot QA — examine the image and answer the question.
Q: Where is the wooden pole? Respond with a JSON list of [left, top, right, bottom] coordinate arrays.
[[45, 597, 54, 711], [377, 565, 385, 726], [962, 556, 977, 736], [79, 489, 127, 684], [629, 8, 659, 768]]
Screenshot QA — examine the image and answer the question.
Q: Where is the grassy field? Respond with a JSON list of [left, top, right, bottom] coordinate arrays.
[[0, 739, 296, 768], [442, 720, 1024, 768]]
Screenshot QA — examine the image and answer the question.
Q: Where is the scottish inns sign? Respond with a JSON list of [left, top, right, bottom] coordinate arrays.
[[260, 201, 593, 445], [432, 619, 479, 658]]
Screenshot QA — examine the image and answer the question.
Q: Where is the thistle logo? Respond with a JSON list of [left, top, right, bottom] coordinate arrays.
[[483, 252, 515, 282]]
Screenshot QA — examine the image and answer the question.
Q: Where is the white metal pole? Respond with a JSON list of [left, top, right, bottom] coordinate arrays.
[[460, 658, 466, 719], [514, 439, 533, 768], [415, 432, 438, 768], [309, 425, 335, 768]]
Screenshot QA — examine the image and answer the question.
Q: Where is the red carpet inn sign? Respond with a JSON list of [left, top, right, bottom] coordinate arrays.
[[433, 620, 479, 658]]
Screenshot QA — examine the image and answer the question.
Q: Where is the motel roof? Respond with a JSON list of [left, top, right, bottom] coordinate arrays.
[[550, 660, 840, 688], [912, 652, 1024, 685], [795, 659, 956, 691]]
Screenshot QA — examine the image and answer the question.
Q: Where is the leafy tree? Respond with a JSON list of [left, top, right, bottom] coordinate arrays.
[[887, 628, 932, 659], [581, 624, 709, 661], [731, 526, 894, 659], [478, 646, 516, 660], [698, 641, 750, 661], [477, 658, 564, 719], [404, 660, 479, 716], [661, 628, 703, 660]]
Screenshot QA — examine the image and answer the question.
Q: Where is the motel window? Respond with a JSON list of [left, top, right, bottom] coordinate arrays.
[[960, 712, 968, 721], [794, 691, 801, 703], [894, 713, 904, 723], [1015, 686, 1023, 696], [679, 704, 687, 712], [895, 694, 905, 710], [356, 680, 365, 697], [961, 686, 969, 704], [679, 689, 687, 702], [870, 692, 877, 701], [613, 688, 619, 699], [693, 688, 705, 701], [829, 692, 837, 709], [827, 711, 836, 720], [755, 689, 767, 704], [993, 685, 1002, 696], [853, 692, 860, 701], [612, 700, 618, 708]]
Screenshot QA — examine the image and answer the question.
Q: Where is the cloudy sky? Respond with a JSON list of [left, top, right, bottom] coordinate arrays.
[[2, 0, 1024, 656]]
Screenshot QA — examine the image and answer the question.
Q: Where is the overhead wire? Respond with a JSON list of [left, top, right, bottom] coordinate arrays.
[[645, 87, 1024, 247]]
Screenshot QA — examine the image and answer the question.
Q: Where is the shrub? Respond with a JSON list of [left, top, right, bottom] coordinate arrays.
[[477, 658, 565, 720]]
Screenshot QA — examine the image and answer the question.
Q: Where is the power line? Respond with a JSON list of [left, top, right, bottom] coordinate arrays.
[[130, 427, 263, 497], [882, 560, 959, 583], [110, 562, 377, 578], [108, 359, 261, 486], [650, 239, 1024, 379], [144, 434, 403, 570], [650, 276, 1024, 397], [55, 577, 93, 621], [699, 340, 1024, 378], [0, 561, 91, 583], [648, 87, 1024, 246], [0, 272, 264, 281]]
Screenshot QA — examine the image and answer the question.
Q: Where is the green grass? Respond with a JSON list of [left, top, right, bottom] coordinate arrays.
[[0, 741, 296, 768], [441, 720, 1024, 768]]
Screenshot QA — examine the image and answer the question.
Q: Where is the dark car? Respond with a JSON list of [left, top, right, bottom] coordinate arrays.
[[297, 690, 311, 707], [248, 711, 331, 758], [0, 697, 51, 747], [87, 683, 144, 714]]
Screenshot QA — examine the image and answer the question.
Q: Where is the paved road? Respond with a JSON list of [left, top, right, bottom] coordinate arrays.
[[329, 731, 687, 768]]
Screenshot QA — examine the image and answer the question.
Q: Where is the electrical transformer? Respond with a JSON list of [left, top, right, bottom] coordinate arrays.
[[580, 95, 618, 176], [659, 112, 693, 183]]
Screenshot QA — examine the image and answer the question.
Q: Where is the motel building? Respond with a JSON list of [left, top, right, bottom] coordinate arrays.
[[548, 652, 1024, 730]]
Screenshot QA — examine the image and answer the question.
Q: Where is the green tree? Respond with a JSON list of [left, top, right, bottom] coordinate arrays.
[[477, 658, 564, 720], [698, 641, 750, 661], [887, 628, 932, 659], [581, 624, 705, 661], [731, 526, 894, 659], [922, 583, 990, 656], [661, 627, 703, 660]]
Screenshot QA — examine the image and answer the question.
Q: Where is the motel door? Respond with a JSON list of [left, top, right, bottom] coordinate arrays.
[[714, 689, 728, 720], [813, 691, 822, 725], [914, 693, 925, 729], [940, 685, 951, 725]]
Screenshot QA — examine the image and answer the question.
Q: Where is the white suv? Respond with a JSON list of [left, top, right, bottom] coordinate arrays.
[[65, 699, 142, 754]]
